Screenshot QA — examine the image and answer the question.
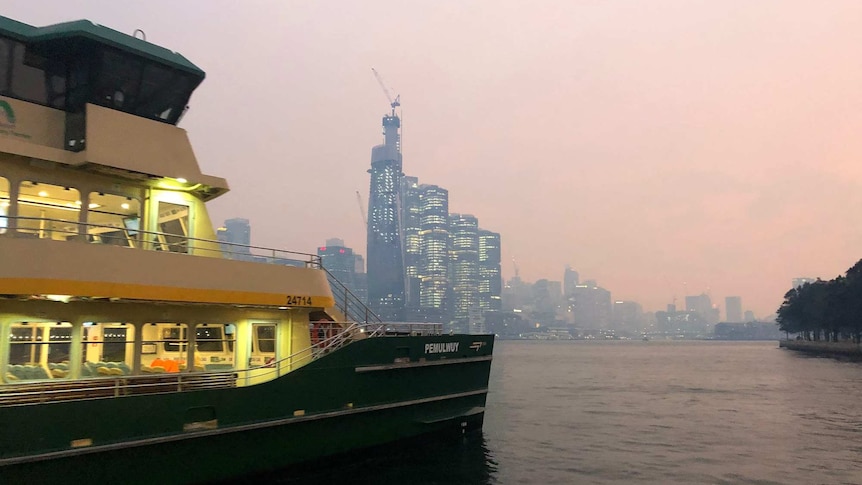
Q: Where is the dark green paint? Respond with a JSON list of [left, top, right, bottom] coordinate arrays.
[[0, 334, 494, 483]]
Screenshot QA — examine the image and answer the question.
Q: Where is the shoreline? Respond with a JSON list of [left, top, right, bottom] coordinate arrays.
[[779, 339, 862, 361]]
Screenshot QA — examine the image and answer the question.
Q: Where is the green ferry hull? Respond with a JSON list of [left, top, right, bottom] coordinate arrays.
[[0, 334, 493, 484]]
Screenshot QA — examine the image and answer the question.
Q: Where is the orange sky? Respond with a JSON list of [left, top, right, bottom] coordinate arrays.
[[8, 1, 862, 317]]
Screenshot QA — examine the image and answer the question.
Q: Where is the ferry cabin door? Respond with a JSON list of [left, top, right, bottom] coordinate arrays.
[[246, 322, 278, 386]]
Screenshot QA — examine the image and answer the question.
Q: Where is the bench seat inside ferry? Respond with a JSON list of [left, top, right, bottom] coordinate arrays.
[[5, 364, 50, 380]]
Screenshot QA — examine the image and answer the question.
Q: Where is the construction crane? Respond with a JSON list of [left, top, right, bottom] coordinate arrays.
[[371, 67, 400, 114], [355, 190, 368, 228]]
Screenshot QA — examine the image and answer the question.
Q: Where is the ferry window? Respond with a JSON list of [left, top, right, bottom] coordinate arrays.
[[194, 324, 236, 371], [254, 324, 276, 353], [81, 323, 134, 377], [8, 325, 44, 365], [17, 181, 81, 240], [156, 201, 189, 253], [86, 192, 141, 247], [5, 322, 73, 381], [94, 49, 142, 111], [0, 177, 8, 234], [9, 43, 45, 104], [140, 323, 188, 373], [250, 324, 277, 367], [6, 42, 66, 109]]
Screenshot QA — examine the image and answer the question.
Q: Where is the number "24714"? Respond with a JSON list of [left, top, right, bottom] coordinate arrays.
[[286, 295, 313, 306]]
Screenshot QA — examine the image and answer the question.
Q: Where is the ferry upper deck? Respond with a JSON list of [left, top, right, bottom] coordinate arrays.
[[0, 16, 388, 394]]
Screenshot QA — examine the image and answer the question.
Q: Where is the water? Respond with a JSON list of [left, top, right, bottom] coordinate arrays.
[[277, 341, 862, 484]]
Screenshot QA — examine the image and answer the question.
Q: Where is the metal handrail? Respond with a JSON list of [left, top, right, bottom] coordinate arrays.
[[0, 321, 445, 405], [1, 215, 321, 267], [321, 267, 383, 326]]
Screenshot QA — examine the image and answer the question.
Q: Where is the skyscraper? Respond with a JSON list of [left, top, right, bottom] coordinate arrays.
[[318, 238, 366, 304], [685, 293, 719, 325], [367, 113, 405, 321], [401, 176, 422, 311], [449, 213, 480, 331], [418, 184, 450, 320], [478, 229, 502, 311], [563, 265, 579, 297], [217, 217, 252, 260], [568, 282, 612, 329], [725, 296, 742, 323]]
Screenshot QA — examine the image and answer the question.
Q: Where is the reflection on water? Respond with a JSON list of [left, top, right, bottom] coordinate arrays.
[[255, 432, 497, 485]]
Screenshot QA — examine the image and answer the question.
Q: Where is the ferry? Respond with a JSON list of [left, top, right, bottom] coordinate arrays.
[[0, 15, 493, 483]]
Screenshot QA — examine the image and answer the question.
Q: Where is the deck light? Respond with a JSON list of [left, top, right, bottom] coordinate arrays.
[[38, 191, 48, 197], [176, 178, 188, 184]]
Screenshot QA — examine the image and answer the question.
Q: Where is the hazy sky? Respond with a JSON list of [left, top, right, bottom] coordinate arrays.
[[8, 1, 862, 317]]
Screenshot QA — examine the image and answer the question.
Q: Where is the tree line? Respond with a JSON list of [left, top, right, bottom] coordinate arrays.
[[776, 260, 862, 343]]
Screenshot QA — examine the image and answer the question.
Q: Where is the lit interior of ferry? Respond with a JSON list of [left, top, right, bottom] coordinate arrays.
[[2, 320, 287, 383]]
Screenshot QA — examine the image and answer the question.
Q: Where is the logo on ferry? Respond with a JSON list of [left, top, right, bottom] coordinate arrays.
[[469, 341, 486, 351], [0, 101, 15, 127], [424, 342, 459, 354]]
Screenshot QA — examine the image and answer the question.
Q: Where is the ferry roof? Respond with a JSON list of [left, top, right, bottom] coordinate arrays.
[[0, 16, 205, 78]]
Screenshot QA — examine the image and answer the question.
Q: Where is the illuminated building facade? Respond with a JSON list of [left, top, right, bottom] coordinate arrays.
[[318, 238, 366, 304], [418, 184, 450, 319], [401, 176, 422, 311], [367, 114, 405, 321], [449, 213, 480, 331], [478, 230, 502, 311]]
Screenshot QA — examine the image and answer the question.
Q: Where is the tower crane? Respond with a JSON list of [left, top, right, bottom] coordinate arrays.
[[355, 190, 368, 228], [371, 67, 400, 114]]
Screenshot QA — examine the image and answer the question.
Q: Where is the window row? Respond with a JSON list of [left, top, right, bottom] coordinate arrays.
[[3, 321, 278, 382], [0, 177, 190, 253]]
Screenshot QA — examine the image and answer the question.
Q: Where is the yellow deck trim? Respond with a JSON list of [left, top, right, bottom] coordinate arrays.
[[0, 278, 335, 308]]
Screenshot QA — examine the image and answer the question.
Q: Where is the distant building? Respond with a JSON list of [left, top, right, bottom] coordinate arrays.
[[367, 112, 405, 321], [655, 308, 709, 336], [449, 213, 480, 332], [401, 176, 422, 311], [612, 300, 643, 333], [792, 277, 817, 289], [685, 293, 719, 325], [418, 184, 450, 321], [318, 238, 367, 305], [725, 296, 742, 323], [743, 310, 755, 322], [567, 282, 611, 329], [478, 230, 502, 312], [217, 217, 252, 259], [563, 266, 579, 297], [713, 322, 782, 340]]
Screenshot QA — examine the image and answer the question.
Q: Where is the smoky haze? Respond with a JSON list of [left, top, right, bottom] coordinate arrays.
[[7, 0, 862, 317]]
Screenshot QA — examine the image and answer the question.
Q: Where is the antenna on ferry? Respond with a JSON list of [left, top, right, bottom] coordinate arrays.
[[133, 29, 147, 41]]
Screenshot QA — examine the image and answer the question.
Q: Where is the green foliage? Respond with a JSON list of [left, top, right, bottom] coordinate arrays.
[[776, 259, 862, 342]]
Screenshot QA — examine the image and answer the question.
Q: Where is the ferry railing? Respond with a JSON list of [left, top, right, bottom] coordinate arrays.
[[1, 216, 321, 267], [0, 321, 446, 406], [321, 267, 383, 326]]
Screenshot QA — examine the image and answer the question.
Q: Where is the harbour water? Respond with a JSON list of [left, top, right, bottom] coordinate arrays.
[[273, 340, 862, 484]]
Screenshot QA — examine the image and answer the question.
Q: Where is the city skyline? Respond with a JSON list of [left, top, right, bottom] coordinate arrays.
[[10, 2, 862, 319]]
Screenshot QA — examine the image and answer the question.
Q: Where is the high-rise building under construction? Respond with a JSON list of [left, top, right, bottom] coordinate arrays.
[[366, 111, 405, 321]]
